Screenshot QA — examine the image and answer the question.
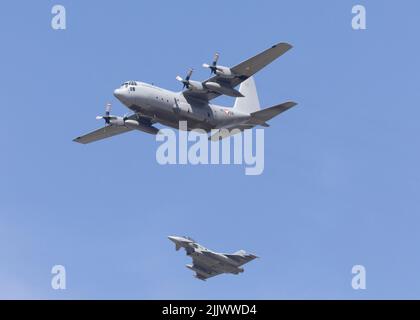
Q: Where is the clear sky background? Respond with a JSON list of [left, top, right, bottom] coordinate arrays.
[[1, 0, 420, 299]]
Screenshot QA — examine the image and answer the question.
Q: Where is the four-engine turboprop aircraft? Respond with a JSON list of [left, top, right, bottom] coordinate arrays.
[[168, 236, 258, 281], [74, 42, 297, 144]]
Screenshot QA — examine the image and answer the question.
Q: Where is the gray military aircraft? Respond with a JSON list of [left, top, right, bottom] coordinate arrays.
[[168, 235, 258, 281], [74, 42, 297, 144]]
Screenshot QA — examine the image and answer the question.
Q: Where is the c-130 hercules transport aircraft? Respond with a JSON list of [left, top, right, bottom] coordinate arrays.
[[74, 42, 297, 144]]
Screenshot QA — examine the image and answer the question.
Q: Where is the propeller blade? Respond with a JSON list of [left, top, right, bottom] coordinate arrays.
[[186, 68, 193, 81], [202, 63, 214, 75], [96, 116, 104, 120], [177, 69, 193, 89], [105, 103, 112, 117], [213, 52, 219, 66]]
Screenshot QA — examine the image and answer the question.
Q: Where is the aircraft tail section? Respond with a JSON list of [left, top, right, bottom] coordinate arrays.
[[233, 77, 260, 114], [249, 101, 297, 124]]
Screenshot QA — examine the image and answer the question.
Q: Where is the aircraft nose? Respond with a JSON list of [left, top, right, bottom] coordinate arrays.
[[168, 236, 187, 244], [113, 88, 124, 100], [168, 236, 178, 242]]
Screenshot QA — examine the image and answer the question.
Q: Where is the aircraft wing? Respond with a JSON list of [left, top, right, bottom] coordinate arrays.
[[183, 42, 292, 102], [73, 125, 133, 144], [191, 256, 223, 280], [73, 114, 159, 144], [224, 253, 258, 266], [202, 250, 256, 266]]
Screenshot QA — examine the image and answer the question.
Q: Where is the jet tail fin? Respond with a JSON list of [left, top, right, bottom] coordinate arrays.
[[233, 77, 260, 114]]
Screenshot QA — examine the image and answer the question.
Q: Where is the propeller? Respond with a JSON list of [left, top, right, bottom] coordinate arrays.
[[96, 103, 112, 124], [176, 68, 194, 89], [202, 52, 220, 75]]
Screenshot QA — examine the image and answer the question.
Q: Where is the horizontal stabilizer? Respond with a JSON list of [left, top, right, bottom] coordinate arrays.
[[209, 129, 241, 141], [250, 101, 297, 123]]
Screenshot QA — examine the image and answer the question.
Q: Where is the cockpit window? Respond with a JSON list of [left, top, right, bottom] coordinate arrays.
[[121, 81, 137, 87]]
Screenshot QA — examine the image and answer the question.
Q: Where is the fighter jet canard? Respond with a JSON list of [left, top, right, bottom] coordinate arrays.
[[73, 42, 297, 144], [168, 236, 258, 281]]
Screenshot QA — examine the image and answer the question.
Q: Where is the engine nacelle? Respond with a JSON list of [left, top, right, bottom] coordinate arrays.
[[215, 66, 235, 78], [187, 80, 205, 92], [205, 82, 243, 97], [124, 119, 159, 135], [109, 117, 124, 126], [124, 119, 140, 129]]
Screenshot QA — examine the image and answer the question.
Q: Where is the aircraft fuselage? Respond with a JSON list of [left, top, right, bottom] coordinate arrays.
[[113, 81, 250, 132]]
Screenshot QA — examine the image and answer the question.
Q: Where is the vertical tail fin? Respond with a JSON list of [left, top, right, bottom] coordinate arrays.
[[233, 76, 260, 114]]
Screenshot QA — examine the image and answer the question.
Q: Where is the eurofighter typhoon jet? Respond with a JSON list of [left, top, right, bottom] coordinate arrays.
[[168, 236, 258, 281], [74, 42, 297, 143]]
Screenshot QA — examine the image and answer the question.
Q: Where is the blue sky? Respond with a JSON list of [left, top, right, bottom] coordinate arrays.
[[1, 0, 420, 299]]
